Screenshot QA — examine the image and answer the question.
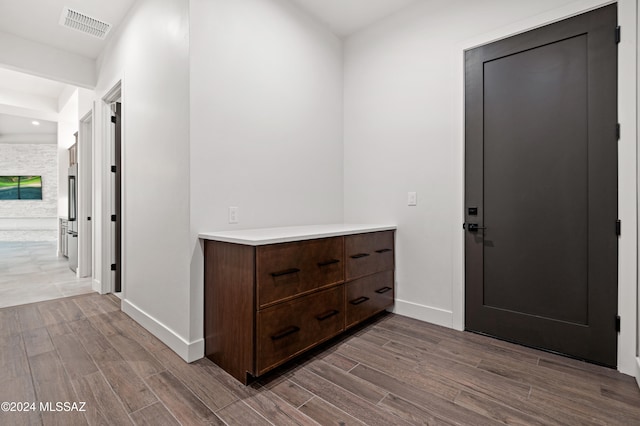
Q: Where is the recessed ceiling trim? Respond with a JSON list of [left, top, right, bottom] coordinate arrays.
[[59, 7, 112, 39]]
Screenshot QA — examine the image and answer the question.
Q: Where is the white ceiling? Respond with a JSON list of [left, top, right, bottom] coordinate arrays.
[[0, 0, 137, 59], [0, 0, 422, 62], [0, 0, 422, 142], [0, 114, 56, 135], [0, 67, 69, 99], [290, 0, 421, 37], [0, 69, 64, 144], [0, 114, 57, 144]]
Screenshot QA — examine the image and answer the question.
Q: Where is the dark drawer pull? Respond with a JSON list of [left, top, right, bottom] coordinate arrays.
[[375, 248, 392, 254], [318, 259, 340, 267], [271, 268, 300, 277], [375, 286, 393, 294], [316, 310, 339, 321], [271, 326, 300, 340], [350, 253, 370, 259], [350, 296, 370, 305]]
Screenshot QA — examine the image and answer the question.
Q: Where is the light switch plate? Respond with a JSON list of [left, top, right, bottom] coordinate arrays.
[[228, 206, 239, 224], [408, 192, 417, 206]]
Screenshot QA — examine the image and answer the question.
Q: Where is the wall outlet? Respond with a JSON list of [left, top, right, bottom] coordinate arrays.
[[408, 192, 417, 206], [228, 206, 239, 224]]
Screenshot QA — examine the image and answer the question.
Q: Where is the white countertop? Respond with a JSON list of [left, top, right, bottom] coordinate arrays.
[[199, 224, 396, 246]]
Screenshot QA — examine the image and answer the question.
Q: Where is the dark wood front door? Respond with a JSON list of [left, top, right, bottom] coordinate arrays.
[[464, 5, 618, 367]]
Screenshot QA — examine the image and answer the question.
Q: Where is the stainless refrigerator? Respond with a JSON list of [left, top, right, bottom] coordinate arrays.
[[68, 164, 78, 272]]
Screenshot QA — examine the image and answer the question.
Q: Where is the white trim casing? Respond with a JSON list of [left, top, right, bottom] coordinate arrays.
[[100, 80, 123, 295], [78, 110, 93, 278], [100, 99, 112, 295], [617, 0, 638, 379]]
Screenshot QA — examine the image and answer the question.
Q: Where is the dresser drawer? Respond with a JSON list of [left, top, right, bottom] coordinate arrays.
[[256, 237, 344, 307], [345, 270, 394, 328], [345, 231, 394, 280], [256, 285, 345, 375]]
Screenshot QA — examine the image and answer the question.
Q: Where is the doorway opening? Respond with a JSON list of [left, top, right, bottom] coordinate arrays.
[[79, 111, 93, 280], [102, 82, 123, 296]]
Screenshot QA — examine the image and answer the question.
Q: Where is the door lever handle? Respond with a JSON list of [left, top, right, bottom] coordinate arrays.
[[464, 223, 487, 232]]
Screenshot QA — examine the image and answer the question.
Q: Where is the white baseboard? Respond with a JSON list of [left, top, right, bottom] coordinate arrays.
[[122, 298, 204, 363], [392, 299, 453, 328], [92, 279, 102, 293], [635, 357, 640, 389]]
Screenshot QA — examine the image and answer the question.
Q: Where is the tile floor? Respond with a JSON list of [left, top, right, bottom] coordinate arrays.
[[0, 241, 94, 308]]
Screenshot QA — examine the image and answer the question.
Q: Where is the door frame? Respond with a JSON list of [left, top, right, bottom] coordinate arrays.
[[101, 81, 124, 296], [78, 110, 93, 279], [453, 0, 637, 375], [465, 4, 618, 366]]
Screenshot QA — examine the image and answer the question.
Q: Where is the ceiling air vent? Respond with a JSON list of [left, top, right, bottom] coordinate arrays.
[[59, 7, 112, 39]]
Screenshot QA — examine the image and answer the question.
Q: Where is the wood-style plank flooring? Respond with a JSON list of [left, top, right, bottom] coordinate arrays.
[[1, 293, 639, 425]]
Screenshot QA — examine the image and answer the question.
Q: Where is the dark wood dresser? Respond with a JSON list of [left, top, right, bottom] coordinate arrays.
[[200, 224, 396, 384]]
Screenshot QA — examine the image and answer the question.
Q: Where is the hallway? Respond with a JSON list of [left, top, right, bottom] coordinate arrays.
[[0, 241, 93, 308]]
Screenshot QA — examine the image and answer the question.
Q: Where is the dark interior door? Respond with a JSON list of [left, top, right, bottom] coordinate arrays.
[[112, 102, 122, 293], [465, 5, 618, 367]]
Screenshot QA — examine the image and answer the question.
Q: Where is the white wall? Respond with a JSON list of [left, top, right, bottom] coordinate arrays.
[[344, 0, 638, 375], [86, 0, 192, 359], [57, 88, 78, 219], [77, 88, 98, 286], [189, 0, 344, 349]]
